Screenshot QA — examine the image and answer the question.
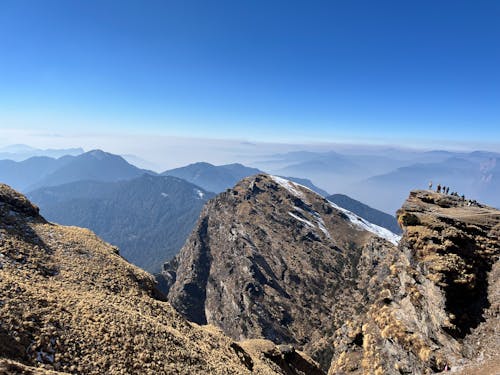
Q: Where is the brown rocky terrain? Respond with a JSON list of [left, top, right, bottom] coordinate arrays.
[[329, 190, 500, 374], [0, 183, 323, 375], [162, 176, 499, 374], [161, 174, 400, 370]]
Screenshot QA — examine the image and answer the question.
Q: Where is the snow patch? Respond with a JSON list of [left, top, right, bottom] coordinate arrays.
[[288, 212, 315, 228], [328, 202, 401, 245], [315, 215, 332, 239], [271, 176, 306, 199], [293, 206, 331, 239], [272, 175, 398, 244]]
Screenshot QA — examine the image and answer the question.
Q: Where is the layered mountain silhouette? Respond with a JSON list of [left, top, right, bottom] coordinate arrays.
[[326, 194, 401, 234], [162, 161, 329, 196], [353, 156, 500, 214], [0, 149, 151, 192], [162, 162, 261, 193], [0, 144, 84, 161], [0, 183, 323, 374], [28, 174, 214, 273], [257, 149, 500, 214], [161, 175, 499, 373]]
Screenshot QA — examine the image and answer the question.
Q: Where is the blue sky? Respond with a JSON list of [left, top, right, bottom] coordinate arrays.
[[0, 0, 499, 146]]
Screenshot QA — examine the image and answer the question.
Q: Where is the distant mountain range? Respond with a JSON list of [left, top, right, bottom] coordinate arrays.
[[28, 174, 214, 273], [162, 161, 329, 196], [24, 159, 331, 272], [0, 144, 84, 161], [11, 145, 496, 271], [162, 162, 261, 193], [353, 155, 500, 214], [0, 149, 151, 192], [255, 149, 500, 213]]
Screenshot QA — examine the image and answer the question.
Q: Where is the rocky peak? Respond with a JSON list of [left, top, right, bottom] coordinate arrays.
[[397, 190, 499, 338], [162, 174, 400, 369]]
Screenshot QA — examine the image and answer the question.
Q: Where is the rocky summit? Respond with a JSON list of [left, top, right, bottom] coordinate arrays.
[[162, 176, 499, 374], [329, 190, 500, 374], [161, 174, 401, 370], [0, 183, 322, 375]]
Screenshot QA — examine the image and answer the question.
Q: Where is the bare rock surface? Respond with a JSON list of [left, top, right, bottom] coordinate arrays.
[[163, 174, 399, 370]]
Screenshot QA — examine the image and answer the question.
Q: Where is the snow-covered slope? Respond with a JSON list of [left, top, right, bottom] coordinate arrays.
[[271, 175, 400, 245]]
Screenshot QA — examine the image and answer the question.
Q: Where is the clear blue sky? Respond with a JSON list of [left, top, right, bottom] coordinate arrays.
[[1, 0, 499, 145]]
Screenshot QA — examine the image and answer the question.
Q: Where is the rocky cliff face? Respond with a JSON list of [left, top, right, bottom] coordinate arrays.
[[162, 174, 400, 369], [329, 190, 499, 374], [163, 178, 499, 374], [0, 183, 322, 375]]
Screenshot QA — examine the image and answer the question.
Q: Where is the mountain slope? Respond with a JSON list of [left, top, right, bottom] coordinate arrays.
[[28, 175, 214, 273], [162, 177, 499, 373], [327, 193, 402, 234], [161, 174, 399, 369], [282, 177, 329, 197], [0, 183, 323, 375]]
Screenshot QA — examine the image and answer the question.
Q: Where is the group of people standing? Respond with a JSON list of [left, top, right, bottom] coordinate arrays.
[[428, 181, 481, 207], [428, 181, 451, 195]]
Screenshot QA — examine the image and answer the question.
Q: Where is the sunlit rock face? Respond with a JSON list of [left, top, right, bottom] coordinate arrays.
[[163, 174, 400, 370], [329, 190, 500, 375]]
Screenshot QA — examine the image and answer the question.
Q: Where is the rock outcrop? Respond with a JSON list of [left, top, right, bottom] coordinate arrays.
[[162, 174, 400, 370], [0, 183, 322, 374], [329, 190, 500, 374], [163, 178, 499, 374]]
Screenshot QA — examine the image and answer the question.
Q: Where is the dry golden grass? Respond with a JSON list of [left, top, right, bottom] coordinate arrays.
[[0, 184, 321, 375]]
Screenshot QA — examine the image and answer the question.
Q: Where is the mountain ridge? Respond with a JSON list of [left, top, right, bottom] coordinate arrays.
[[0, 149, 153, 192], [162, 174, 400, 370]]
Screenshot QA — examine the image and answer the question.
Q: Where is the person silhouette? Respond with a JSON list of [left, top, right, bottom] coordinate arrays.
[[429, 181, 433, 190], [437, 184, 441, 193]]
